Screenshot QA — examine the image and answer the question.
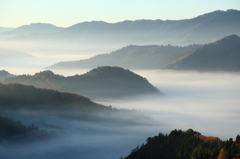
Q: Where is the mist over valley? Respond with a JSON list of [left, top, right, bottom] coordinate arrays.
[[0, 6, 240, 159]]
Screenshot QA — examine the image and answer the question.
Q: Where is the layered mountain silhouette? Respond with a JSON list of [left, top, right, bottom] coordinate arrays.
[[47, 44, 200, 69], [1, 66, 160, 99], [0, 23, 63, 39], [2, 10, 239, 46], [0, 70, 15, 80], [163, 35, 240, 71]]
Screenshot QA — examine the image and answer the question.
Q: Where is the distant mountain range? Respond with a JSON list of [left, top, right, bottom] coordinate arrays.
[[1, 66, 160, 99], [47, 44, 200, 69], [0, 23, 63, 39], [0, 70, 15, 80], [163, 35, 240, 71], [1, 10, 239, 46]]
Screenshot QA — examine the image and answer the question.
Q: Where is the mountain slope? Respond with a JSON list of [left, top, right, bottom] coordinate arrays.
[[47, 44, 200, 69], [0, 67, 160, 99], [163, 35, 240, 71]]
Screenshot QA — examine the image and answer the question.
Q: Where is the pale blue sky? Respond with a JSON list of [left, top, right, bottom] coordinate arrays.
[[0, 0, 240, 28]]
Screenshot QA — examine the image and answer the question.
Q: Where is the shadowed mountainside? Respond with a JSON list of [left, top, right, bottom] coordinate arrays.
[[0, 66, 160, 99], [123, 129, 240, 159], [47, 44, 200, 70], [163, 35, 240, 71]]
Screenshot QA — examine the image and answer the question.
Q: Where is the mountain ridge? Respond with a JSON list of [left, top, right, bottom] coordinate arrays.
[[163, 35, 240, 71]]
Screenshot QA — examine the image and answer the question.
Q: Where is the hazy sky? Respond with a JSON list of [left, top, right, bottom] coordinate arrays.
[[1, 0, 240, 28]]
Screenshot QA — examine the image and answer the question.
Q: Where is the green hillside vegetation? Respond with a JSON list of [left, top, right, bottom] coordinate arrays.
[[1, 66, 160, 99], [123, 129, 240, 159], [0, 70, 15, 80], [163, 35, 240, 71], [0, 115, 53, 143], [47, 44, 200, 69]]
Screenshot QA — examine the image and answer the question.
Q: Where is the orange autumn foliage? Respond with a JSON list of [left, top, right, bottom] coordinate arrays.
[[194, 134, 220, 143]]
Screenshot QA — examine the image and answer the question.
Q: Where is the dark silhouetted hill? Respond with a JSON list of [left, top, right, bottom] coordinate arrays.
[[47, 44, 200, 69], [0, 67, 160, 99], [0, 70, 15, 80], [163, 35, 240, 71], [123, 129, 240, 159]]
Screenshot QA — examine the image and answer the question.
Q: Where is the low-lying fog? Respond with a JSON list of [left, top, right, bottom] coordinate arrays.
[[98, 70, 240, 139], [1, 68, 239, 159]]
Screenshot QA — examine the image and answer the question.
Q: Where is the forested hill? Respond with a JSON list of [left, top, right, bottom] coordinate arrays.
[[47, 44, 200, 70], [0, 83, 107, 111], [0, 70, 15, 80], [163, 35, 240, 71], [1, 66, 161, 99], [123, 129, 240, 159]]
